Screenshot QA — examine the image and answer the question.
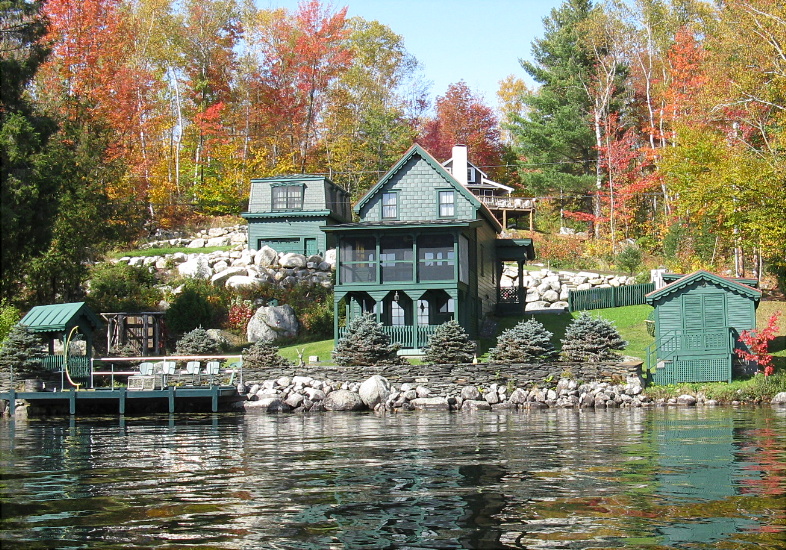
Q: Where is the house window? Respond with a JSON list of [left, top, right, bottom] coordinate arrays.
[[467, 167, 475, 183], [381, 192, 397, 219], [417, 300, 430, 325], [390, 300, 406, 326], [418, 234, 455, 281], [272, 184, 303, 211], [380, 235, 413, 282], [339, 236, 377, 283], [439, 190, 455, 217]]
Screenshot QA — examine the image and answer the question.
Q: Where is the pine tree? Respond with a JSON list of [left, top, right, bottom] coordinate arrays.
[[488, 318, 557, 364], [423, 320, 476, 364], [242, 341, 293, 370], [332, 313, 402, 366], [561, 312, 627, 362], [175, 327, 221, 356], [508, 0, 598, 198], [0, 324, 48, 379]]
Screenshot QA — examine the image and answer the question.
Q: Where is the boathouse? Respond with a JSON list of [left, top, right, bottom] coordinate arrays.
[[645, 270, 761, 384], [241, 174, 351, 255]]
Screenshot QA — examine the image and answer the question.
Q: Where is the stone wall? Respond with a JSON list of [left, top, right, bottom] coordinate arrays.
[[502, 268, 638, 311], [243, 360, 643, 391], [238, 360, 647, 413]]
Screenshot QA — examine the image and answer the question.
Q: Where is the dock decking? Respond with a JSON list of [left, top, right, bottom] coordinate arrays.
[[0, 385, 241, 415]]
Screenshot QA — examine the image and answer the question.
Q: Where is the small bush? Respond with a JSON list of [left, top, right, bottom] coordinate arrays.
[[242, 341, 293, 369], [616, 245, 643, 275], [87, 262, 161, 312], [488, 318, 556, 364], [0, 324, 48, 379], [423, 320, 476, 364], [226, 296, 254, 332], [0, 300, 22, 343], [332, 313, 403, 366], [175, 327, 221, 356], [561, 312, 627, 362], [165, 279, 229, 334]]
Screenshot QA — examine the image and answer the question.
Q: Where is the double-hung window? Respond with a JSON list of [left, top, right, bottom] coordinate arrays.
[[438, 190, 455, 217], [272, 184, 303, 211], [381, 192, 397, 219]]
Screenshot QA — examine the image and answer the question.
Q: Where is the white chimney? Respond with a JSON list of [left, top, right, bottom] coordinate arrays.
[[452, 144, 468, 187]]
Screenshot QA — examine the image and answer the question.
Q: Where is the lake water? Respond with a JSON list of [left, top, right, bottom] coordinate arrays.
[[1, 407, 784, 549]]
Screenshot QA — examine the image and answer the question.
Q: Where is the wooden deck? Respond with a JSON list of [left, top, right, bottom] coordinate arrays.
[[477, 196, 535, 231], [0, 386, 241, 415]]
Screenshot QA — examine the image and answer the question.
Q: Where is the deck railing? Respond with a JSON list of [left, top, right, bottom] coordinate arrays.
[[338, 324, 438, 349], [645, 328, 734, 377], [477, 196, 536, 211]]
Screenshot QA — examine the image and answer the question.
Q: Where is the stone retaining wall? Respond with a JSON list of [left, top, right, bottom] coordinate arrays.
[[243, 360, 643, 391]]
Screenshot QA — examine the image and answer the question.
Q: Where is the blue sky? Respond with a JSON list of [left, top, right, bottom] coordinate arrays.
[[258, 0, 565, 106]]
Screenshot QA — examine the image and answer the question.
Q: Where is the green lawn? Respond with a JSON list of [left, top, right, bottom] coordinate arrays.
[[108, 246, 232, 259], [278, 304, 656, 365], [484, 305, 654, 361]]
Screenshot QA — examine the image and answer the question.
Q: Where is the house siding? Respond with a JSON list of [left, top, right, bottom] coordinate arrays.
[[359, 157, 475, 222], [476, 223, 497, 317]]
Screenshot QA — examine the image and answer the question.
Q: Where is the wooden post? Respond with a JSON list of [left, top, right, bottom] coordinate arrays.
[[168, 387, 175, 413], [69, 389, 76, 415], [119, 388, 126, 415]]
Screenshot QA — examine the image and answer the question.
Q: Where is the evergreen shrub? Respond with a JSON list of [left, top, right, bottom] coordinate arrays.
[[86, 262, 161, 312], [0, 324, 48, 379], [332, 313, 403, 366], [488, 318, 556, 364], [242, 341, 293, 370], [175, 327, 221, 356], [423, 320, 476, 364], [561, 312, 627, 362]]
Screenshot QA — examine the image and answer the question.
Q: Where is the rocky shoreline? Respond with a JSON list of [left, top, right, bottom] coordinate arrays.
[[235, 374, 786, 413]]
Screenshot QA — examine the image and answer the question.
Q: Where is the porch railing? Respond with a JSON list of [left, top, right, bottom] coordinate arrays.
[[645, 328, 734, 378], [338, 324, 438, 350]]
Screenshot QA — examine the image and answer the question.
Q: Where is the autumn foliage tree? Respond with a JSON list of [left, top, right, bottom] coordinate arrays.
[[420, 81, 503, 178]]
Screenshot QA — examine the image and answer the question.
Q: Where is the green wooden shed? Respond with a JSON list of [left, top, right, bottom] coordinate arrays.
[[645, 270, 761, 384]]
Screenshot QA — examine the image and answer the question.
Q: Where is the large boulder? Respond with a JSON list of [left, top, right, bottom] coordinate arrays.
[[770, 392, 786, 405], [279, 253, 307, 268], [254, 246, 278, 268], [323, 389, 365, 411], [410, 397, 450, 411], [177, 255, 211, 279], [225, 275, 262, 291], [210, 266, 246, 286], [358, 375, 390, 408], [247, 304, 299, 343]]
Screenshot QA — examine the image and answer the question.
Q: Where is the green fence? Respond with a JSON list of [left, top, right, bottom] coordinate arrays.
[[42, 355, 91, 381], [568, 283, 654, 312]]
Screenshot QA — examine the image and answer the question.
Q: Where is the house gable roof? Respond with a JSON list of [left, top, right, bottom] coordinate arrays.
[[20, 302, 103, 334], [646, 270, 761, 305], [442, 157, 514, 193], [354, 144, 502, 231]]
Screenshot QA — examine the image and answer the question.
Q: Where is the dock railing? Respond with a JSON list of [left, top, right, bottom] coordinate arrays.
[[91, 355, 243, 389]]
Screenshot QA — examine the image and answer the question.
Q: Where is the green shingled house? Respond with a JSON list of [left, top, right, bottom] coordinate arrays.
[[241, 175, 351, 255], [645, 270, 761, 384], [324, 144, 534, 351]]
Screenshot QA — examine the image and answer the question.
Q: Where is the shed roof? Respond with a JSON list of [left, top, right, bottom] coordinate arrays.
[[20, 302, 103, 334], [646, 270, 761, 305], [495, 239, 536, 261]]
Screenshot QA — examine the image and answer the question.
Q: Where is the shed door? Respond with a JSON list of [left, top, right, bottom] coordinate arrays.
[[682, 293, 726, 332]]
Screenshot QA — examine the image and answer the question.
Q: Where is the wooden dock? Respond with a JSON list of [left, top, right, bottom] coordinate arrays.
[[0, 386, 241, 415]]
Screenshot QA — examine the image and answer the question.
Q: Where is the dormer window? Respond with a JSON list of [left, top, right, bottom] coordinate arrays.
[[438, 190, 455, 218], [272, 184, 303, 211], [467, 167, 475, 183]]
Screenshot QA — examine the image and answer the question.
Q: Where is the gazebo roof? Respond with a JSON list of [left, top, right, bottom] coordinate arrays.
[[20, 302, 102, 334]]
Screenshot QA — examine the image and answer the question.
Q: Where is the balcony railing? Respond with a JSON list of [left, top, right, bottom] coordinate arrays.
[[477, 196, 536, 211], [339, 324, 438, 349]]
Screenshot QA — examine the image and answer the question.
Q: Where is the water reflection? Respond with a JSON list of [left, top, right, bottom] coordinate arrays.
[[0, 408, 784, 549]]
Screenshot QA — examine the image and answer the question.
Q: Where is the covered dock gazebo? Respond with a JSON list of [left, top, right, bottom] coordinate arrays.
[[20, 302, 103, 382]]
